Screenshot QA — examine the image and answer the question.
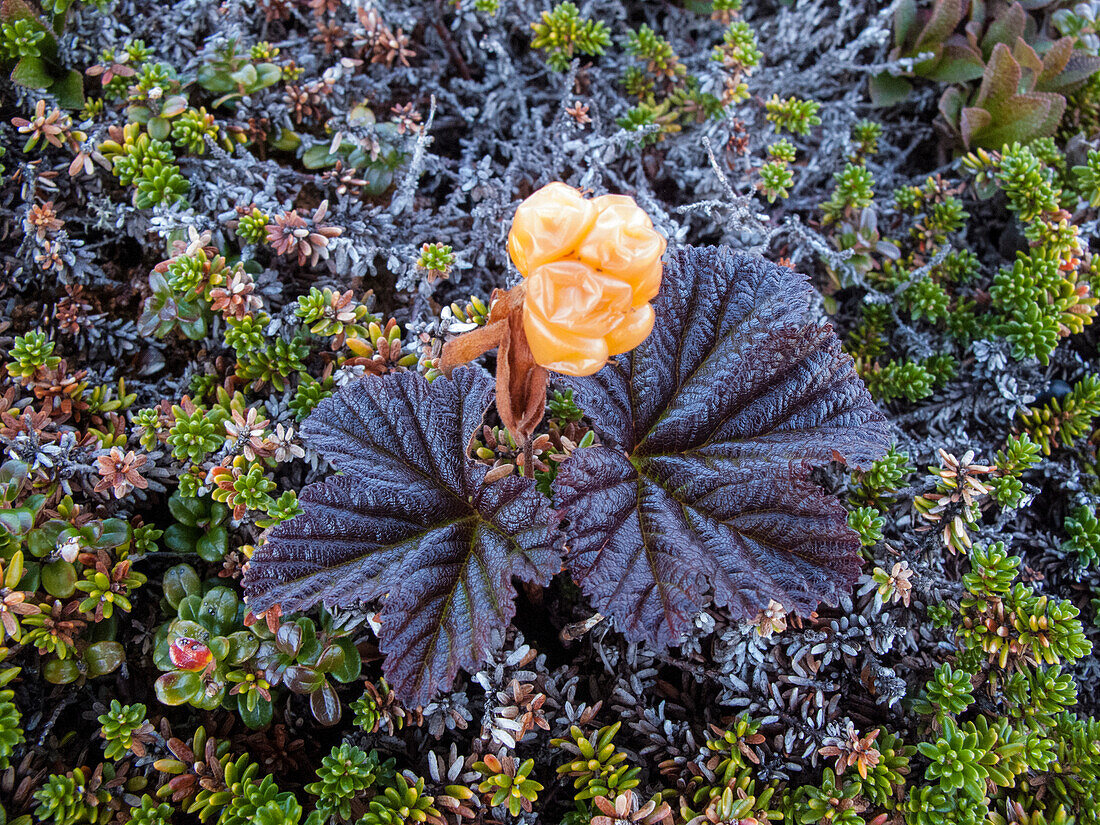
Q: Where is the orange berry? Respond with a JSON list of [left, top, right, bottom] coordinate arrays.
[[508, 183, 665, 376]]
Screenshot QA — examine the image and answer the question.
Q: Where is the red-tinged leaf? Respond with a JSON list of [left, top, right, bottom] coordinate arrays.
[[979, 92, 1064, 148], [975, 43, 1022, 110], [242, 368, 561, 704], [553, 246, 890, 646], [913, 0, 964, 55], [980, 0, 1026, 56], [311, 680, 341, 726]]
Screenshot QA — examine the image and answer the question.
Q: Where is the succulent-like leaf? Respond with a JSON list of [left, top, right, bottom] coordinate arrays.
[[923, 39, 985, 83], [980, 1, 1026, 57], [976, 43, 1023, 110], [894, 0, 919, 47], [869, 72, 914, 107], [553, 246, 890, 646], [243, 368, 561, 703], [913, 0, 965, 55], [1037, 41, 1100, 93], [959, 106, 994, 147], [969, 93, 1063, 148]]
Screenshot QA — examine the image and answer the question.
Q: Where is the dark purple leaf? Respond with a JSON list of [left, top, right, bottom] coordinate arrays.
[[275, 623, 302, 657], [554, 246, 891, 646], [283, 665, 323, 695], [310, 680, 341, 727], [243, 368, 561, 704]]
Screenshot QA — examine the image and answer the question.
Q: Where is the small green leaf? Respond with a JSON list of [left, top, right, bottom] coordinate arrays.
[[155, 670, 202, 705], [302, 143, 339, 170], [196, 525, 229, 562], [237, 693, 273, 729], [85, 641, 125, 678], [147, 116, 171, 141], [41, 560, 76, 598], [162, 564, 201, 609], [330, 638, 362, 683], [44, 658, 80, 684], [254, 63, 281, 88], [50, 68, 84, 109], [11, 56, 53, 89], [869, 73, 913, 107]]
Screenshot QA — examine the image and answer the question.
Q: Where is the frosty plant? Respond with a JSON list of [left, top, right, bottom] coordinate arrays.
[[243, 183, 891, 703]]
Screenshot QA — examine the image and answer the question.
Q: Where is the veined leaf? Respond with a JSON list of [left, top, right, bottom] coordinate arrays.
[[242, 368, 560, 703], [553, 246, 891, 646]]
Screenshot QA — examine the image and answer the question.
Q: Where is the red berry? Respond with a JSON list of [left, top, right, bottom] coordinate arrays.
[[169, 636, 213, 671]]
